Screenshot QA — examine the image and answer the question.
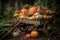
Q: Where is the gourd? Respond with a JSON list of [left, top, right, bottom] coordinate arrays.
[[28, 6, 37, 14], [25, 34, 31, 38], [43, 15, 47, 20], [31, 15, 36, 20], [36, 14, 43, 20], [18, 13, 27, 19], [47, 15, 52, 19], [14, 14, 19, 17], [20, 9, 27, 14], [31, 31, 39, 37], [43, 15, 52, 20], [14, 11, 20, 17]]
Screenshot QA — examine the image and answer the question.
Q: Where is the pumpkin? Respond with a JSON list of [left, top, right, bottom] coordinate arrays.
[[47, 15, 52, 19], [43, 15, 52, 20], [20, 9, 27, 14], [19, 13, 24, 16], [25, 34, 31, 38], [20, 15, 27, 19], [24, 15, 28, 19], [43, 15, 47, 20], [31, 31, 39, 37], [18, 13, 27, 19], [31, 15, 36, 20], [28, 6, 37, 14], [17, 13, 23, 18]]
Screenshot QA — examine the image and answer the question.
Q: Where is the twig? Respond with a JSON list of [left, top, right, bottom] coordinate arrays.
[[43, 20, 49, 32]]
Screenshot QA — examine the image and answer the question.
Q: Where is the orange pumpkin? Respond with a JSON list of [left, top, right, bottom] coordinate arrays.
[[43, 15, 52, 20], [18, 13, 24, 18], [20, 9, 27, 14], [43, 15, 47, 20], [47, 15, 52, 19], [24, 15, 28, 19], [31, 15, 36, 20], [25, 34, 31, 38], [31, 31, 39, 37], [19, 13, 24, 16], [20, 15, 27, 19], [28, 6, 37, 14]]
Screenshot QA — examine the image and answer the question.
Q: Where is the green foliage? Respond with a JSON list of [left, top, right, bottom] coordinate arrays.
[[23, 4, 29, 9], [0, 19, 12, 36], [34, 0, 58, 9], [3, 7, 14, 18], [34, 0, 60, 36]]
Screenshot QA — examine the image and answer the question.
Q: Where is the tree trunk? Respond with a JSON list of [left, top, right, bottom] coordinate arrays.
[[0, 0, 2, 15]]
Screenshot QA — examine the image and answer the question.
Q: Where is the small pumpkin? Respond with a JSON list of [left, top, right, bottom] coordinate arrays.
[[43, 15, 52, 20], [20, 9, 27, 14], [20, 15, 27, 19], [47, 15, 52, 19], [19, 13, 24, 16], [31, 31, 39, 37], [25, 34, 31, 38], [43, 15, 47, 20], [28, 6, 37, 14], [17, 13, 23, 18], [31, 15, 36, 20], [18, 12, 28, 19], [24, 15, 28, 19]]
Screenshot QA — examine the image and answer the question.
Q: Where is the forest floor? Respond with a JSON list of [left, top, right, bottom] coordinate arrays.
[[2, 32, 60, 40]]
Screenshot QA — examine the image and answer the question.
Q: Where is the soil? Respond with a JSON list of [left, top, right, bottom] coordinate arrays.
[[2, 31, 60, 40]]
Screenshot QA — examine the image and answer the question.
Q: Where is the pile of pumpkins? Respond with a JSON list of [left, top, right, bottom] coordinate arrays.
[[25, 30, 39, 38], [14, 5, 54, 20]]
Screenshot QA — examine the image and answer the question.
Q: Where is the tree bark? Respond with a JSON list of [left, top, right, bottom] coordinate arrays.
[[0, 0, 2, 15]]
